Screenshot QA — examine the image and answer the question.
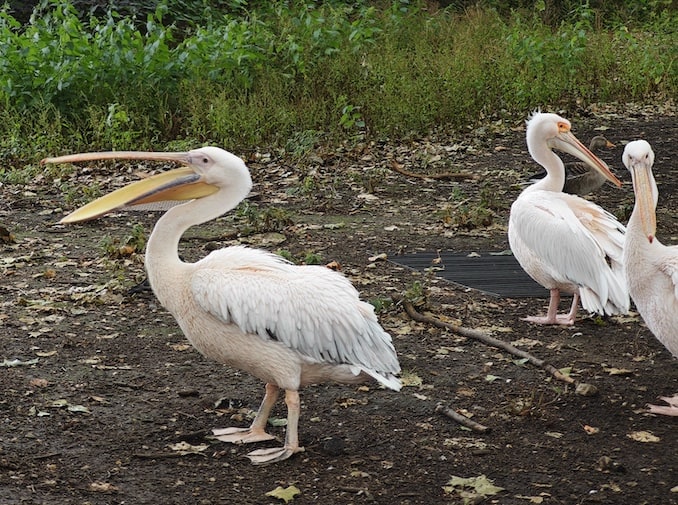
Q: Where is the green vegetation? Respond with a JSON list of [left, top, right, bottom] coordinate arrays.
[[0, 0, 674, 167], [100, 223, 147, 257], [234, 201, 294, 234]]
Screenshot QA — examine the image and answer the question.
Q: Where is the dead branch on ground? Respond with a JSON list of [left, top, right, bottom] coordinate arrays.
[[435, 404, 490, 433], [397, 298, 574, 385]]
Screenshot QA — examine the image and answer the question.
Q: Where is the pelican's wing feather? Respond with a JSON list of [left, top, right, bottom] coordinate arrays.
[[190, 246, 400, 382], [566, 162, 592, 177], [510, 190, 628, 313]]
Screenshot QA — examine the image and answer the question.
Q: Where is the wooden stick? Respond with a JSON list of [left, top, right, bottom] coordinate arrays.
[[399, 298, 574, 384], [435, 404, 489, 433], [389, 159, 476, 181]]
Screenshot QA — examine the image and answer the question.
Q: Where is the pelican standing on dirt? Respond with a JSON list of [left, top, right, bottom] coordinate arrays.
[[43, 147, 402, 463], [621, 140, 678, 416], [508, 112, 629, 325]]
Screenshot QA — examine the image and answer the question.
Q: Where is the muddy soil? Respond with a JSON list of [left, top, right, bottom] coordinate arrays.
[[1, 105, 676, 505]]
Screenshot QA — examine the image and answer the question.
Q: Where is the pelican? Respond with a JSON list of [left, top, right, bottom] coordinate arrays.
[[621, 140, 678, 416], [43, 147, 402, 463], [508, 113, 629, 325], [527, 135, 616, 195]]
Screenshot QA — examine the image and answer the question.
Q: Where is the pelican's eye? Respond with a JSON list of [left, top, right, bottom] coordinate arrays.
[[557, 121, 570, 133]]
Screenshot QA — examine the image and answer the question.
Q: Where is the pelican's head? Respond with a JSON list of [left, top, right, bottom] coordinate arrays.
[[42, 146, 252, 224], [622, 140, 657, 243], [526, 112, 622, 188]]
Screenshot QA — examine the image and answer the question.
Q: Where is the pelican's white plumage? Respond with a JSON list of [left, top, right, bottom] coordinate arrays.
[[621, 140, 678, 416], [508, 113, 629, 325], [44, 146, 401, 463]]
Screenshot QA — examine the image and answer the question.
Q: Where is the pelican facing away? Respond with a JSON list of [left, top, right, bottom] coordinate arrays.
[[508, 113, 629, 325], [44, 147, 402, 463], [621, 140, 678, 416]]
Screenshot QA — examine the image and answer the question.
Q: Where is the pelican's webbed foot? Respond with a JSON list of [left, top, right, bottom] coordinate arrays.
[[523, 314, 575, 326], [246, 445, 305, 465], [212, 427, 276, 444], [647, 394, 678, 417]]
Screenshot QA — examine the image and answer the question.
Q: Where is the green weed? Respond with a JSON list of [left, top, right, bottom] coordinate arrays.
[[0, 0, 673, 157], [235, 201, 294, 235], [100, 223, 147, 258]]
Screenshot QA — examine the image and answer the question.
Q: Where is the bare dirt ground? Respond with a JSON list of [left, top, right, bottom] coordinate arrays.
[[1, 104, 676, 505]]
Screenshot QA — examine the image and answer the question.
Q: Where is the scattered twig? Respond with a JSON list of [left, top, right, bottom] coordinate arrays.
[[335, 486, 374, 501], [397, 298, 574, 385], [33, 452, 61, 460], [132, 451, 185, 460], [435, 404, 489, 433], [389, 159, 476, 181]]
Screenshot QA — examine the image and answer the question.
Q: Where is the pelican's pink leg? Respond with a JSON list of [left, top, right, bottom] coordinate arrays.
[[246, 389, 305, 465], [212, 383, 279, 444], [647, 394, 678, 417], [524, 290, 578, 326], [556, 293, 579, 325]]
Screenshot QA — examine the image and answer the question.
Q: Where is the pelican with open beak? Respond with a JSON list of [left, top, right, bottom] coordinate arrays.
[[43, 147, 401, 463]]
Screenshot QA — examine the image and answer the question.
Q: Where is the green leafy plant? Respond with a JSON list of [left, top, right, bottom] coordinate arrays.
[[0, 0, 672, 159]]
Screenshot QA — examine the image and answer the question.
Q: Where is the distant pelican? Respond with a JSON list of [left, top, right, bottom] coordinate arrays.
[[44, 147, 401, 463], [508, 113, 629, 325], [561, 135, 616, 195], [621, 140, 678, 416], [527, 135, 616, 195]]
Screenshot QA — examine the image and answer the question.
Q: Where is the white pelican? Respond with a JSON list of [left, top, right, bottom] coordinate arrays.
[[43, 147, 402, 463], [527, 135, 616, 195], [508, 113, 629, 325], [621, 140, 678, 416]]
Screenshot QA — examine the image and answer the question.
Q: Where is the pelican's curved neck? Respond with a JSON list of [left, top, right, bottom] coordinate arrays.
[[144, 184, 249, 299], [528, 142, 566, 192]]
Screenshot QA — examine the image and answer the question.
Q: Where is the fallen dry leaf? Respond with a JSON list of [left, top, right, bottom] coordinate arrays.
[[400, 370, 423, 387], [443, 474, 505, 501], [604, 367, 634, 376], [0, 358, 39, 367], [626, 431, 660, 443], [89, 481, 118, 493], [265, 485, 301, 504], [168, 442, 209, 455], [29, 378, 49, 388], [515, 494, 545, 503]]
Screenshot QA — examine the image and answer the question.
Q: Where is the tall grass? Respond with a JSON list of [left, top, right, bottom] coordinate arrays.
[[0, 0, 674, 166]]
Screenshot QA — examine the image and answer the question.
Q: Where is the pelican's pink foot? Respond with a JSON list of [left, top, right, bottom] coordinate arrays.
[[524, 290, 579, 326], [246, 445, 305, 465], [212, 427, 276, 444], [523, 314, 575, 326], [647, 394, 678, 417]]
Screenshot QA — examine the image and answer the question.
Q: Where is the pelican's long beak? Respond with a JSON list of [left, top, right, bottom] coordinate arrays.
[[41, 151, 219, 224], [549, 131, 622, 187], [629, 159, 657, 243]]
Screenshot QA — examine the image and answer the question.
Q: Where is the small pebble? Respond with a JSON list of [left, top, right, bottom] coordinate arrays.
[[575, 383, 599, 397]]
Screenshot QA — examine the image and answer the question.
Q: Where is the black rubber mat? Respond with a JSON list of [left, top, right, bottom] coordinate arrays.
[[389, 251, 548, 298]]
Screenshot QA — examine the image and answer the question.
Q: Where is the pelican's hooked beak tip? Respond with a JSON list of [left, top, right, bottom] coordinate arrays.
[[648, 235, 654, 244]]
